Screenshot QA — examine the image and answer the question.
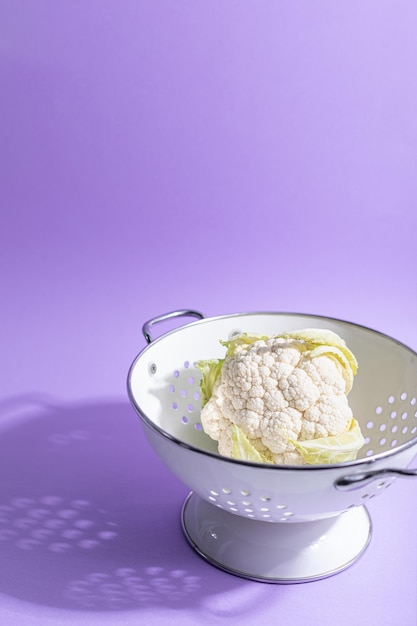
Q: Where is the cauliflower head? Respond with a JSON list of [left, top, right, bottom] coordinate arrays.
[[197, 328, 364, 465]]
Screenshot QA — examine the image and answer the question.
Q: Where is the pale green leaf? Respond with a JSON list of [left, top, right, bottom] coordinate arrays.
[[196, 359, 224, 406], [231, 424, 273, 464], [309, 345, 354, 393], [277, 328, 358, 375], [277, 328, 358, 390], [221, 333, 269, 357], [289, 419, 365, 465]]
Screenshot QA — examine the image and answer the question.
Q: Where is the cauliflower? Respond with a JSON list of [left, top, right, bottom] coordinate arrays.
[[197, 329, 364, 465]]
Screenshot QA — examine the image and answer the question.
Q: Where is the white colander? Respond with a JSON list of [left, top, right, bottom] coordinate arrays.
[[127, 310, 417, 583]]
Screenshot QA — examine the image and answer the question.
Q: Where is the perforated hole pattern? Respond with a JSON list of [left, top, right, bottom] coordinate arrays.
[[204, 479, 395, 522], [164, 360, 417, 458], [167, 361, 203, 431], [148, 358, 417, 521], [207, 488, 294, 521], [363, 392, 417, 458]]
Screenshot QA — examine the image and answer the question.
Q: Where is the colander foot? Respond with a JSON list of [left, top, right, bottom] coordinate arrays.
[[181, 492, 372, 583]]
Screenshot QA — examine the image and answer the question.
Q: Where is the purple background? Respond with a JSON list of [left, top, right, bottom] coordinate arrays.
[[1, 1, 417, 624]]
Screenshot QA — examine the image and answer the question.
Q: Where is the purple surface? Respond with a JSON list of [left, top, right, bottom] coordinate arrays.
[[1, 1, 417, 624]]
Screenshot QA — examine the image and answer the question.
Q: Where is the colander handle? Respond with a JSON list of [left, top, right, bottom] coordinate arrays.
[[335, 467, 417, 491], [142, 309, 205, 343]]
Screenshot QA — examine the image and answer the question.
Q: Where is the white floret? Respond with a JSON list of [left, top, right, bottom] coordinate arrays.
[[260, 407, 303, 454], [272, 450, 307, 465], [278, 368, 320, 411], [299, 354, 347, 395], [263, 389, 287, 413], [301, 395, 353, 439], [199, 393, 225, 442]]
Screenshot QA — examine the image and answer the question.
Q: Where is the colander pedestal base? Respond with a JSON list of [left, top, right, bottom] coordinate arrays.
[[181, 492, 372, 583]]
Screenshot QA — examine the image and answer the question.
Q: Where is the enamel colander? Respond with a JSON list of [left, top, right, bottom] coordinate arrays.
[[127, 310, 417, 583]]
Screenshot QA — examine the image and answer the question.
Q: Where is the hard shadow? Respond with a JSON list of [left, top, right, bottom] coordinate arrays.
[[0, 395, 267, 614]]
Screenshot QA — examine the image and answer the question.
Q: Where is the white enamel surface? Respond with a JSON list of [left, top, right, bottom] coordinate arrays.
[[141, 422, 416, 522], [129, 313, 417, 464], [181, 493, 372, 582], [128, 312, 417, 580]]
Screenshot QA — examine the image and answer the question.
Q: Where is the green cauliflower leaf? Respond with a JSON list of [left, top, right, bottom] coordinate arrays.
[[289, 419, 365, 465], [231, 424, 273, 464]]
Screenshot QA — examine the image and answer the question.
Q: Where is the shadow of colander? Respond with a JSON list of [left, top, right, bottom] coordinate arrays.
[[0, 396, 240, 611]]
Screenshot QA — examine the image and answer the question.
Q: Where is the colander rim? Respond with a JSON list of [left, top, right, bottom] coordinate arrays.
[[127, 310, 417, 471]]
